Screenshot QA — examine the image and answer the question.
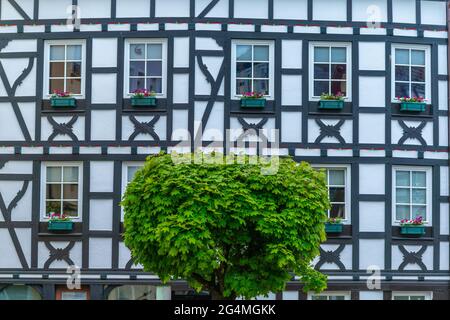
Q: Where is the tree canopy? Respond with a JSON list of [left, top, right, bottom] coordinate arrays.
[[122, 153, 330, 299]]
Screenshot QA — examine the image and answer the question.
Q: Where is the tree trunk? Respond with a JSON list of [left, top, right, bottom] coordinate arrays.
[[210, 289, 225, 300]]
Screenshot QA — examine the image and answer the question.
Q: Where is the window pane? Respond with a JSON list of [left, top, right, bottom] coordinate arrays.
[[129, 78, 146, 92], [253, 80, 269, 95], [411, 50, 425, 65], [50, 79, 64, 93], [410, 296, 425, 300], [147, 78, 162, 93], [412, 172, 426, 187], [393, 296, 408, 300], [253, 62, 269, 78], [411, 83, 425, 98], [236, 79, 251, 94], [130, 44, 145, 59], [47, 167, 61, 182], [46, 184, 61, 200], [329, 170, 345, 185], [314, 64, 329, 80], [50, 45, 65, 60], [67, 45, 81, 60], [396, 171, 410, 186], [412, 205, 426, 219], [311, 296, 327, 300], [395, 82, 409, 98], [147, 44, 162, 59], [396, 188, 410, 203], [63, 167, 78, 182], [411, 66, 425, 82], [396, 205, 410, 220], [329, 187, 345, 202], [62, 201, 78, 217], [50, 62, 64, 77], [66, 79, 81, 94], [236, 45, 252, 61], [147, 61, 162, 77], [127, 166, 141, 182], [330, 204, 345, 218], [314, 47, 329, 63], [331, 81, 346, 96], [314, 81, 329, 96], [130, 61, 145, 77], [395, 66, 409, 81], [254, 45, 269, 61], [330, 296, 345, 300], [236, 62, 252, 77], [395, 49, 409, 64], [66, 62, 81, 77], [331, 47, 346, 63], [63, 184, 78, 200], [412, 189, 426, 204], [46, 201, 61, 215], [331, 64, 346, 80]]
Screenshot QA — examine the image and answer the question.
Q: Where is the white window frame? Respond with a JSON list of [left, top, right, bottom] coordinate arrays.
[[308, 291, 351, 300], [231, 40, 275, 100], [124, 38, 168, 98], [392, 166, 432, 225], [40, 162, 83, 221], [392, 291, 432, 300], [311, 164, 351, 224], [309, 42, 352, 101], [391, 44, 431, 103], [43, 39, 86, 99], [121, 161, 145, 221]]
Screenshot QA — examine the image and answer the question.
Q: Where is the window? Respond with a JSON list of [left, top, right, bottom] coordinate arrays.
[[44, 40, 86, 96], [393, 167, 431, 223], [313, 165, 350, 221], [42, 163, 82, 219], [124, 39, 167, 96], [392, 292, 432, 300], [231, 40, 274, 98], [0, 285, 41, 300], [391, 44, 431, 102], [310, 42, 351, 100], [308, 291, 350, 300]]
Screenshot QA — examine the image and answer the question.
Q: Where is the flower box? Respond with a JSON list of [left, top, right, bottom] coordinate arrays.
[[48, 220, 73, 231], [400, 102, 426, 112], [131, 97, 157, 107], [325, 223, 343, 233], [240, 98, 266, 108], [400, 225, 425, 235], [319, 100, 344, 110], [50, 97, 76, 107]]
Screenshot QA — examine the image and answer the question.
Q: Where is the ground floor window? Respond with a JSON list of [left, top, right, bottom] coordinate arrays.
[[0, 285, 41, 300], [108, 285, 156, 300], [392, 291, 432, 300], [308, 291, 350, 300]]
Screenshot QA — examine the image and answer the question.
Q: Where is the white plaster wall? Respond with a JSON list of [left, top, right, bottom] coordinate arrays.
[[38, 0, 72, 19], [313, 0, 347, 21], [172, 110, 190, 141], [92, 38, 117, 68], [392, 245, 433, 271], [421, 0, 447, 25], [441, 203, 449, 235], [352, 0, 387, 22], [229, 117, 276, 143], [173, 74, 190, 104], [308, 119, 353, 144], [91, 74, 117, 104], [281, 112, 302, 143], [0, 58, 36, 97], [234, 0, 268, 19], [359, 113, 385, 144], [439, 81, 448, 110], [116, 0, 150, 17], [90, 161, 114, 192], [174, 37, 190, 68], [440, 166, 449, 196], [89, 199, 113, 231], [359, 239, 384, 270], [359, 202, 385, 232], [41, 116, 85, 141], [195, 0, 229, 18], [89, 238, 112, 268], [2, 181, 32, 221], [0, 0, 34, 20], [0, 161, 32, 174], [439, 117, 448, 147], [194, 102, 224, 141], [391, 120, 433, 146], [282, 75, 302, 106], [0, 229, 24, 267], [392, 0, 416, 24], [122, 115, 167, 141], [359, 291, 384, 300], [1, 39, 37, 53], [359, 42, 385, 70], [195, 57, 224, 96], [359, 77, 385, 107], [0, 103, 29, 141], [438, 45, 448, 75], [78, 0, 111, 18], [37, 241, 82, 269], [196, 37, 223, 51], [91, 110, 116, 141], [155, 0, 190, 17], [274, 0, 307, 20], [359, 164, 385, 195], [440, 242, 449, 270], [282, 40, 302, 69], [312, 244, 352, 270]]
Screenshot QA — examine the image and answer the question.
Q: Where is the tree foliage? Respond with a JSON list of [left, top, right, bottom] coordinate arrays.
[[122, 153, 329, 299]]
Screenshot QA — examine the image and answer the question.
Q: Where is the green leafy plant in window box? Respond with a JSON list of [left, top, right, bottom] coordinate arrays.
[[399, 216, 426, 235], [50, 90, 76, 107], [396, 96, 427, 112], [325, 217, 343, 233], [240, 92, 266, 108], [131, 89, 157, 107], [318, 92, 345, 110], [47, 212, 74, 231]]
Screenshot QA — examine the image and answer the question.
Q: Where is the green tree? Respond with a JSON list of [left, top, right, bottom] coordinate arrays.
[[122, 153, 329, 300]]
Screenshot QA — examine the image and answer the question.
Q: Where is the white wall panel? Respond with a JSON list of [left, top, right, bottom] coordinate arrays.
[[313, 244, 352, 270], [37, 241, 82, 269], [89, 238, 112, 268], [359, 114, 385, 144], [41, 116, 85, 141], [1, 58, 36, 97], [89, 200, 113, 231], [282, 40, 302, 69], [391, 120, 433, 146], [392, 0, 416, 23], [359, 42, 385, 70], [173, 74, 189, 104], [359, 77, 385, 107], [78, 0, 111, 18], [313, 0, 346, 21], [359, 164, 385, 195], [281, 112, 302, 143], [359, 202, 385, 232], [92, 38, 117, 68], [0, 0, 33, 20], [440, 203, 449, 235], [90, 161, 114, 192], [308, 119, 353, 144], [392, 245, 433, 270], [117, 0, 150, 17], [359, 240, 384, 270], [91, 74, 117, 104], [194, 102, 224, 141], [352, 0, 387, 22], [122, 115, 166, 141], [421, 0, 446, 25], [438, 45, 448, 75], [173, 37, 190, 68], [274, 0, 307, 20], [281, 75, 302, 106], [0, 229, 22, 268], [439, 116, 448, 147], [39, 0, 72, 19], [195, 0, 229, 18], [234, 0, 268, 19], [91, 110, 116, 141], [440, 242, 449, 270], [155, 0, 190, 17], [438, 81, 448, 110], [359, 291, 384, 300], [441, 166, 449, 196], [0, 103, 27, 141], [172, 110, 190, 141]]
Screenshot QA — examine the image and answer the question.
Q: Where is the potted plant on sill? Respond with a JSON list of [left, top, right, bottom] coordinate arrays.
[[47, 212, 74, 231], [396, 96, 427, 112], [318, 92, 345, 110], [130, 89, 157, 107], [325, 217, 344, 233], [240, 91, 266, 108], [50, 90, 76, 107], [399, 216, 426, 235]]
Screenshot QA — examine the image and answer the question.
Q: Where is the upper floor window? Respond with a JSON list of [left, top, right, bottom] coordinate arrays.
[[124, 39, 167, 97], [231, 40, 274, 99], [309, 42, 351, 100], [44, 40, 86, 97], [308, 291, 350, 300], [392, 292, 432, 300], [391, 44, 431, 102], [393, 167, 431, 223], [41, 162, 82, 219]]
